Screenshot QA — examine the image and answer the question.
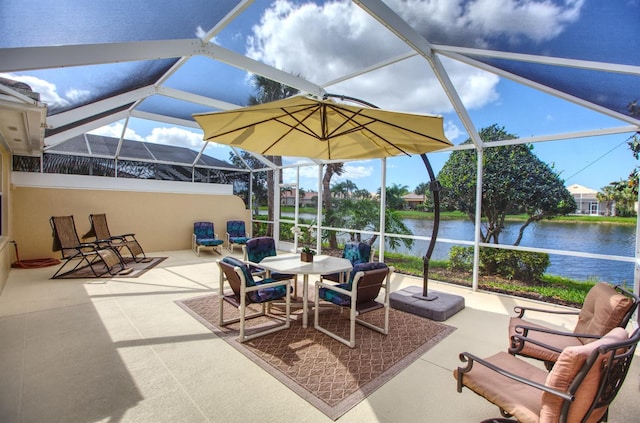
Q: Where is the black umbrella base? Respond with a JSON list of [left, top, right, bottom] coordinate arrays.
[[390, 286, 465, 322]]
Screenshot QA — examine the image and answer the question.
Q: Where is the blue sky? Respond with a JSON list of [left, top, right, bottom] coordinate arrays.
[[3, 0, 637, 194]]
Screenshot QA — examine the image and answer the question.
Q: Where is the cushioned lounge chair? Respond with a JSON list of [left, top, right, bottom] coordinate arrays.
[[50, 215, 129, 278], [192, 221, 223, 256], [455, 327, 640, 423], [217, 256, 291, 342], [314, 262, 393, 348], [226, 220, 249, 253], [508, 282, 639, 370], [83, 213, 149, 263]]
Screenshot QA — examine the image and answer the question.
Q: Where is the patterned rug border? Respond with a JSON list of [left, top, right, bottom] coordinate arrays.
[[53, 256, 167, 279], [175, 293, 456, 420]]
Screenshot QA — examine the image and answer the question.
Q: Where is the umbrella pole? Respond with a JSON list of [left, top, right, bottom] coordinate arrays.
[[324, 94, 443, 300], [419, 153, 441, 301]]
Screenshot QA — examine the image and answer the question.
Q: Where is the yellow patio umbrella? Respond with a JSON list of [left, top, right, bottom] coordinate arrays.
[[192, 94, 452, 160], [193, 93, 451, 300]]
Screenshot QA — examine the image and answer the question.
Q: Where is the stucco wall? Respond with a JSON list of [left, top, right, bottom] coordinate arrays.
[[0, 148, 12, 293], [11, 186, 250, 260]]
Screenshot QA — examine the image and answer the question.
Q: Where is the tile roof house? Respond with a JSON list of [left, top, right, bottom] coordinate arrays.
[[567, 184, 611, 215]]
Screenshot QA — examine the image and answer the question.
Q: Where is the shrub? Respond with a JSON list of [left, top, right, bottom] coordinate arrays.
[[448, 246, 550, 282], [448, 246, 474, 272]]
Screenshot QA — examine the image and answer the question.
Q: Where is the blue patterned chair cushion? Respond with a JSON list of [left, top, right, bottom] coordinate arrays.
[[221, 256, 288, 303], [246, 237, 277, 263], [319, 262, 388, 306], [227, 221, 248, 245], [201, 239, 224, 246], [323, 242, 372, 282], [252, 279, 288, 302], [343, 242, 372, 265], [194, 222, 224, 246], [245, 237, 295, 281], [222, 256, 256, 287]]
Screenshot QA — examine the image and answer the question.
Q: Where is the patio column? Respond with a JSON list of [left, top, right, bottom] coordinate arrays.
[[472, 148, 483, 291], [379, 157, 386, 261]]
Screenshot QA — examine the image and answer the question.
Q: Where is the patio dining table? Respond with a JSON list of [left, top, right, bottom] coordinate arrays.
[[259, 253, 352, 328]]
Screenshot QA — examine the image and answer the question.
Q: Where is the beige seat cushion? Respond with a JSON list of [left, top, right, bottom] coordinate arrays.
[[454, 352, 547, 423], [540, 327, 629, 423], [509, 317, 582, 363], [574, 283, 633, 342]]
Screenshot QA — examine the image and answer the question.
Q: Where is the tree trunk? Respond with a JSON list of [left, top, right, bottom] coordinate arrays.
[[322, 166, 337, 248], [266, 156, 283, 238]]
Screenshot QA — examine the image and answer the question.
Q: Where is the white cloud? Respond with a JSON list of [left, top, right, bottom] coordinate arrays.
[[89, 123, 144, 141], [394, 0, 583, 45], [333, 164, 373, 183], [0, 72, 69, 108], [444, 121, 464, 142], [89, 124, 207, 150], [459, 0, 583, 43], [65, 88, 92, 104], [245, 0, 583, 114], [146, 126, 206, 149], [195, 26, 207, 39]]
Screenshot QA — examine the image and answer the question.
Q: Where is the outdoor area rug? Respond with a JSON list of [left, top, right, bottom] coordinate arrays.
[[176, 293, 456, 420], [53, 256, 167, 279]]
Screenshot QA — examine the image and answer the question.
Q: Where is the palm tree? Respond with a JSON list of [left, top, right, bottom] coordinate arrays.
[[323, 163, 345, 248], [343, 180, 357, 198], [597, 185, 617, 216], [415, 182, 429, 201], [331, 181, 348, 199], [247, 75, 299, 235], [354, 188, 371, 200], [380, 183, 409, 210]]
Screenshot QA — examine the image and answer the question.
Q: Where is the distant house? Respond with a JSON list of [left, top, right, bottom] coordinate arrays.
[[567, 184, 612, 216], [402, 192, 425, 210], [280, 188, 318, 207]]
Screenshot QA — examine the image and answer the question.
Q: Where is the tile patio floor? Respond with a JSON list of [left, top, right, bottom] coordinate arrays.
[[1, 250, 638, 422]]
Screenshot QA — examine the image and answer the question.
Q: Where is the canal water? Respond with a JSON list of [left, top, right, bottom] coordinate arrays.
[[395, 218, 636, 285], [278, 212, 636, 284]]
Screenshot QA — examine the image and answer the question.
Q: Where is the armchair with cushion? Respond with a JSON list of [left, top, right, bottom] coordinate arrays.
[[192, 221, 223, 256], [455, 327, 640, 423], [314, 261, 393, 348], [226, 220, 249, 253], [51, 215, 129, 278], [321, 241, 374, 283], [242, 236, 297, 287], [217, 256, 291, 342], [508, 282, 639, 370]]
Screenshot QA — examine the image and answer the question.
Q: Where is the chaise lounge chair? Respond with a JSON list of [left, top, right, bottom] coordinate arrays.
[[83, 213, 149, 263], [50, 215, 130, 279]]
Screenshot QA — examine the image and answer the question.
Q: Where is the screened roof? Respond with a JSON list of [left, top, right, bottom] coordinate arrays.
[[48, 134, 238, 169], [1, 0, 639, 161]]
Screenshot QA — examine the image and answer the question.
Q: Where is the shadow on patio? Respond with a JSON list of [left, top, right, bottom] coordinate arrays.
[[0, 250, 638, 422]]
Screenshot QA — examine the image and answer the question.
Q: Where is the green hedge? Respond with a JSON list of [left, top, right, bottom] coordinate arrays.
[[449, 246, 550, 282]]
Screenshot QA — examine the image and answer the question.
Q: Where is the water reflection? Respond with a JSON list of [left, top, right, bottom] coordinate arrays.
[[396, 219, 635, 285], [276, 212, 635, 284]]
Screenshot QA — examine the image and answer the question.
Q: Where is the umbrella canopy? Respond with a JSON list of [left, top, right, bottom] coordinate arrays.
[[193, 95, 452, 160]]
